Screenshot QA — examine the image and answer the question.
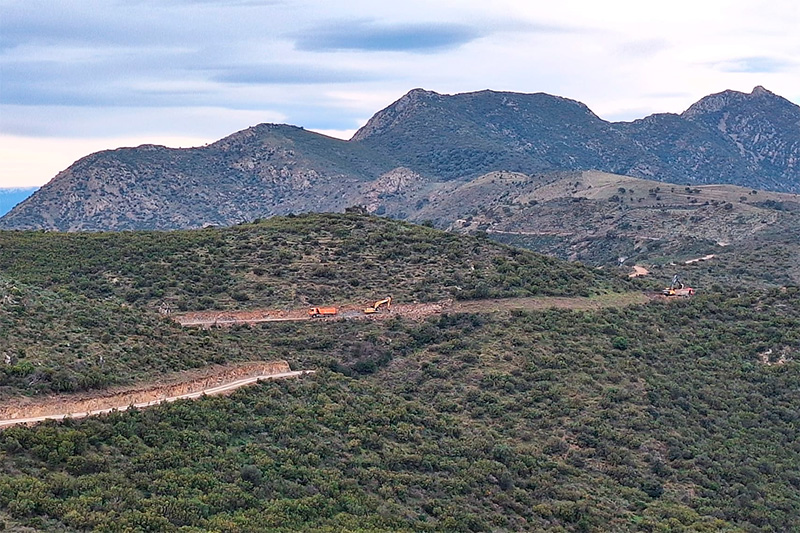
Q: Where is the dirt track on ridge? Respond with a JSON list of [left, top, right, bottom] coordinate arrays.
[[172, 292, 650, 328]]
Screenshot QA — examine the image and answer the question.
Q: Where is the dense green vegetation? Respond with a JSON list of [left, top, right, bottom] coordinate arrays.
[[1, 215, 799, 531], [1, 289, 799, 531], [0, 213, 617, 312], [0, 278, 245, 397], [0, 214, 621, 398]]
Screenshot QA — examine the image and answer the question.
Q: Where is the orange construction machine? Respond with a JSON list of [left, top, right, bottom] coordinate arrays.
[[308, 307, 337, 318], [662, 275, 695, 297]]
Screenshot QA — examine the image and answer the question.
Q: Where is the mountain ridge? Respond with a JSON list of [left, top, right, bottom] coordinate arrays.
[[2, 85, 799, 231]]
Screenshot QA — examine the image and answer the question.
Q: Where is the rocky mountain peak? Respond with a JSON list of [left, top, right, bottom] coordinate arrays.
[[676, 86, 800, 188], [751, 85, 774, 97], [682, 86, 789, 119], [351, 88, 442, 142], [3, 86, 800, 231]]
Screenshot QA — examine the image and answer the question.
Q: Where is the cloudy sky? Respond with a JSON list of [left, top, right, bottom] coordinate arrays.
[[1, 0, 799, 188]]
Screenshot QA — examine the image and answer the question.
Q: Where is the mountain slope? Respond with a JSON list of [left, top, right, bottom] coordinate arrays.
[[351, 88, 653, 180], [0, 126, 397, 231], [2, 86, 800, 231], [355, 86, 800, 189], [419, 170, 800, 288], [681, 86, 800, 191]]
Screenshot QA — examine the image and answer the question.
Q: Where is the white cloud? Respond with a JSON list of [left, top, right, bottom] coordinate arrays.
[[308, 128, 359, 141], [1, 0, 798, 185], [0, 105, 284, 138]]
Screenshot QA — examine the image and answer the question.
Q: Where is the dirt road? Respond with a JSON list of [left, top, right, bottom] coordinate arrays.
[[173, 292, 649, 328], [685, 254, 716, 264], [0, 361, 311, 428], [629, 265, 650, 278]]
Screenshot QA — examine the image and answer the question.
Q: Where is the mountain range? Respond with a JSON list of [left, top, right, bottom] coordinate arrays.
[[2, 86, 799, 232]]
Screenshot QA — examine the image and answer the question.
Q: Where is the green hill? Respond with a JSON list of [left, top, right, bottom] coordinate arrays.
[[0, 214, 620, 398], [0, 213, 613, 311], [1, 215, 799, 532]]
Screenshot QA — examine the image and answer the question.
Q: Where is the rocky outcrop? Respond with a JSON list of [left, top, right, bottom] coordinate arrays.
[[363, 167, 427, 213]]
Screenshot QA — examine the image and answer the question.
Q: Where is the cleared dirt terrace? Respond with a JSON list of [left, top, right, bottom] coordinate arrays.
[[0, 360, 311, 428], [172, 292, 650, 328]]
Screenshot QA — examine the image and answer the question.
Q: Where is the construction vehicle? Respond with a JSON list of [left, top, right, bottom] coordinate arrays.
[[364, 296, 392, 314], [308, 307, 337, 318], [662, 275, 695, 297]]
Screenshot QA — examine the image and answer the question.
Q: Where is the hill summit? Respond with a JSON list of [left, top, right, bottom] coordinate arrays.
[[2, 86, 799, 231]]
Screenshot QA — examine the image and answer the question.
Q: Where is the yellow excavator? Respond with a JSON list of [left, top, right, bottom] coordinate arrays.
[[364, 296, 392, 314], [662, 274, 695, 297]]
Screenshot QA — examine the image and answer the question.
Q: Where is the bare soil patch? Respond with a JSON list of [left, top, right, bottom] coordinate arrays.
[[0, 360, 296, 427], [172, 292, 649, 328], [629, 265, 650, 278]]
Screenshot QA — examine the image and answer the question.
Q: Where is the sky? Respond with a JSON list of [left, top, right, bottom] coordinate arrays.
[[1, 0, 799, 188]]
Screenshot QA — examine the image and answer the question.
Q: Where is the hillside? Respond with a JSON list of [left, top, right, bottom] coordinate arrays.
[[1, 215, 799, 531], [2, 86, 800, 231], [354, 86, 800, 191], [2, 287, 799, 530], [0, 214, 622, 399], [0, 213, 615, 313], [411, 170, 800, 288], [0, 127, 396, 231]]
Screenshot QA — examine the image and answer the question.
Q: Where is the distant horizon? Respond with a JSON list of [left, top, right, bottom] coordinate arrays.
[[0, 186, 38, 218]]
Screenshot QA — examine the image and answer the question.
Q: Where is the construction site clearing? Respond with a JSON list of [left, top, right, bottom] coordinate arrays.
[[2, 292, 667, 428], [171, 292, 653, 328], [0, 361, 312, 428]]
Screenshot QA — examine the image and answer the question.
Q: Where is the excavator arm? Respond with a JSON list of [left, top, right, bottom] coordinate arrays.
[[364, 296, 392, 314]]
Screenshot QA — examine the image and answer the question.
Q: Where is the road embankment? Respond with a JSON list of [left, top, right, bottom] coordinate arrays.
[[0, 360, 310, 428]]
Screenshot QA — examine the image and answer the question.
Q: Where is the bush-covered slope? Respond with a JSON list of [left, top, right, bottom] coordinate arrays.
[[0, 214, 622, 398], [0, 278, 261, 398], [1, 289, 799, 531], [0, 213, 617, 311], [2, 214, 799, 532]]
